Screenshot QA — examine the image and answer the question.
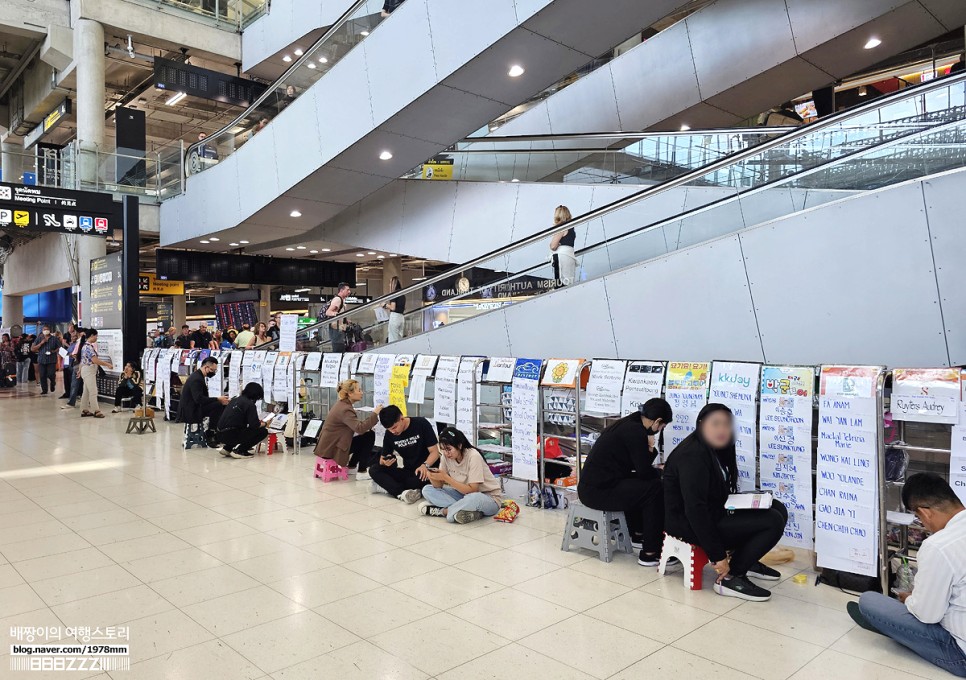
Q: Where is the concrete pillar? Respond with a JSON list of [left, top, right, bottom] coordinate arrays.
[[172, 295, 186, 328], [2, 293, 23, 329], [258, 285, 272, 323], [74, 19, 105, 186], [381, 257, 402, 297], [1, 141, 23, 183], [77, 235, 106, 326]]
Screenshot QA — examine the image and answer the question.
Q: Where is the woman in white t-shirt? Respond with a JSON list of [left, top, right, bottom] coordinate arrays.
[[419, 427, 502, 524]]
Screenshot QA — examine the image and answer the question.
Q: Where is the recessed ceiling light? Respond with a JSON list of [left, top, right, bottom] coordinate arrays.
[[388, 253, 397, 257], [229, 242, 239, 246], [318, 56, 328, 63], [360, 30, 369, 36], [294, 48, 303, 56], [200, 240, 210, 244], [356, 253, 365, 257], [307, 62, 316, 69], [165, 92, 187, 106], [285, 247, 295, 251], [282, 55, 292, 63], [864, 37, 881, 49], [310, 249, 319, 254], [511, 178, 520, 182], [294, 288, 311, 293], [367, 251, 376, 255], [508, 64, 525, 78], [209, 237, 219, 242], [379, 150, 393, 160], [290, 210, 302, 217], [858, 86, 868, 97], [239, 240, 250, 244], [321, 248, 331, 252], [377, 255, 385, 259], [680, 124, 691, 131], [296, 246, 307, 250]]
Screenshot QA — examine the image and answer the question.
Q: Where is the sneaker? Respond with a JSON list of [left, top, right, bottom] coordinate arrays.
[[454, 510, 483, 524], [747, 562, 782, 581], [638, 551, 660, 567], [417, 502, 446, 518], [60, 404, 76, 410], [661, 557, 683, 573], [846, 601, 883, 635], [713, 575, 772, 602], [229, 449, 254, 459], [111, 408, 122, 414], [217, 446, 233, 457], [399, 489, 423, 504], [356, 470, 371, 481], [370, 481, 388, 495]]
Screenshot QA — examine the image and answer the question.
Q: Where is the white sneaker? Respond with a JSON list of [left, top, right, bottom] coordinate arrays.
[[399, 489, 423, 504], [217, 446, 232, 457], [356, 470, 371, 481], [369, 481, 387, 495]]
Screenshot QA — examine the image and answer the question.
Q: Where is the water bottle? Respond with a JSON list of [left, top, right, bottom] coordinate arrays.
[[895, 557, 914, 595]]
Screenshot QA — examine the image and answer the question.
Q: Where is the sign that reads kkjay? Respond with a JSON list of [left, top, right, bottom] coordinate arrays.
[[0, 182, 114, 236]]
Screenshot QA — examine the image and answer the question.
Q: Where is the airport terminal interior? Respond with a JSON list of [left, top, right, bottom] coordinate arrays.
[[1, 0, 966, 678]]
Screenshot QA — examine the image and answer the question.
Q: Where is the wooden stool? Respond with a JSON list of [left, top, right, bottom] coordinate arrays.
[[126, 416, 156, 435], [659, 534, 709, 590], [560, 503, 633, 563]]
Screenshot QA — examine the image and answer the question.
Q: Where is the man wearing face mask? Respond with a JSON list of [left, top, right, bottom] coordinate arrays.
[[177, 357, 230, 445], [31, 325, 61, 395], [577, 397, 673, 567]]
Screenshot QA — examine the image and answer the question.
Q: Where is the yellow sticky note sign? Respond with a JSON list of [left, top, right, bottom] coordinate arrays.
[[389, 365, 409, 416]]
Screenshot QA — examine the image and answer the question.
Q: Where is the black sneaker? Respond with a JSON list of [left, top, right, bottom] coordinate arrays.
[[638, 551, 660, 567], [714, 575, 771, 602], [418, 502, 446, 518], [229, 449, 254, 459], [846, 601, 883, 635], [747, 562, 781, 581]]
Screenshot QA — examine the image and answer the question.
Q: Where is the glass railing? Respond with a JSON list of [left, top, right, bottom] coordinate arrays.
[[1, 142, 184, 202], [277, 71, 966, 352], [184, 0, 384, 176], [127, 0, 268, 30]]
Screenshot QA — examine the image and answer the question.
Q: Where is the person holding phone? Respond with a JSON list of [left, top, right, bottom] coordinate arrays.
[[663, 403, 787, 602], [419, 427, 502, 524], [577, 397, 673, 567], [216, 382, 271, 459], [315, 379, 382, 468], [373, 405, 440, 503]]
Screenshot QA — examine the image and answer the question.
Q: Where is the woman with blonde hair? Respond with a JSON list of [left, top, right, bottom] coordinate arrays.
[[314, 379, 383, 478], [549, 205, 578, 286]]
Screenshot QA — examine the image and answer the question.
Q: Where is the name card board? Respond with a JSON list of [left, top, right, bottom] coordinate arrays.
[[891, 368, 960, 425], [433, 356, 461, 424], [485, 357, 516, 383], [373, 354, 395, 407], [303, 352, 323, 371], [951, 371, 966, 504], [511, 359, 543, 481], [664, 362, 710, 455], [815, 365, 882, 578], [620, 361, 665, 417], [320, 353, 342, 388], [711, 362, 761, 491], [585, 359, 626, 415], [541, 359, 583, 388], [412, 354, 438, 377]]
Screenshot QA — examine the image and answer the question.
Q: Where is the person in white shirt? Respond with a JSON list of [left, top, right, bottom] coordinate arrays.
[[849, 473, 966, 677], [418, 426, 502, 524]]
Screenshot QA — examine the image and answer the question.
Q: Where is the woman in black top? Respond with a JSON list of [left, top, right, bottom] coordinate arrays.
[[386, 275, 406, 343], [216, 382, 270, 459], [549, 205, 577, 286], [577, 398, 672, 566], [663, 403, 787, 602]]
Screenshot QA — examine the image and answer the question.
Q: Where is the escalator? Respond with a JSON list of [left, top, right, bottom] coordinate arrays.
[[159, 0, 696, 249], [278, 70, 966, 367]]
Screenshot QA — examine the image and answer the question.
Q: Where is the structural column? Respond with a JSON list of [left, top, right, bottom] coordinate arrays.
[[1, 140, 23, 183], [172, 295, 186, 328], [258, 285, 272, 324], [77, 236, 106, 326], [1, 293, 23, 330], [74, 19, 105, 187]]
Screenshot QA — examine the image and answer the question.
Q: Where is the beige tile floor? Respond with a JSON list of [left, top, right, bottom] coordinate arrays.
[[0, 389, 954, 679]]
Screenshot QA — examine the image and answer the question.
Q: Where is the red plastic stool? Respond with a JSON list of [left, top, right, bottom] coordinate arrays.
[[659, 534, 709, 590], [314, 457, 348, 482]]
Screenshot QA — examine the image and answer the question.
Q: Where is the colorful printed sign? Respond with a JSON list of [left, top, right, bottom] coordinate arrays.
[[540, 359, 583, 388], [664, 361, 710, 455]]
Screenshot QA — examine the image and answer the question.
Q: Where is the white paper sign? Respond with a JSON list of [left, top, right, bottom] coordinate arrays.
[[357, 353, 379, 374], [279, 314, 298, 353], [339, 353, 360, 381], [303, 352, 323, 371], [373, 354, 395, 407], [620, 361, 665, 417], [320, 353, 342, 388], [485, 357, 516, 383], [711, 362, 761, 491], [585, 359, 626, 415], [891, 368, 960, 425], [457, 358, 481, 436], [408, 374, 427, 404], [511, 359, 543, 481], [412, 354, 439, 376]]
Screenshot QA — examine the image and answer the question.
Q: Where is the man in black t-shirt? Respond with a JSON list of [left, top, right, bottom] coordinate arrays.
[[372, 406, 440, 503], [189, 322, 213, 349], [175, 325, 193, 349]]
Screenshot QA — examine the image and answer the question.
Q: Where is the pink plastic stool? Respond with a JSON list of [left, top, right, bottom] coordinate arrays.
[[658, 534, 709, 590], [314, 457, 348, 482]]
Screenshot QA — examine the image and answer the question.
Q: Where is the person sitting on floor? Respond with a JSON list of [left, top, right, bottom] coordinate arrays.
[[419, 426, 502, 524], [848, 473, 966, 677], [177, 356, 230, 446], [663, 403, 787, 602], [372, 405, 440, 504], [577, 398, 672, 567], [314, 379, 382, 470], [216, 382, 271, 459]]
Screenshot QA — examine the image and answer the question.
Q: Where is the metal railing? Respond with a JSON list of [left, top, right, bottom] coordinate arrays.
[[124, 0, 268, 30]]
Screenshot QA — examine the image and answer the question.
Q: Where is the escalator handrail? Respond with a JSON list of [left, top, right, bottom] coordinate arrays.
[[264, 70, 966, 350], [459, 127, 796, 145], [184, 0, 371, 167]]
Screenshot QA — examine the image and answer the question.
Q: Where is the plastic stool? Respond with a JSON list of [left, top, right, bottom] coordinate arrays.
[[183, 422, 207, 450], [659, 534, 709, 590], [314, 457, 348, 482], [560, 503, 634, 562], [257, 432, 287, 456]]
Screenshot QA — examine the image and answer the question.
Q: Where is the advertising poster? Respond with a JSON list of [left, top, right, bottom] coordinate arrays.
[[815, 365, 881, 577], [664, 362, 710, 455], [759, 366, 815, 549], [891, 368, 960, 425], [511, 359, 543, 481], [710, 362, 761, 491]]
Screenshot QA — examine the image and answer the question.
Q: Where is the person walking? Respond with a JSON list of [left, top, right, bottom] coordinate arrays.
[[77, 330, 111, 418], [31, 325, 61, 395], [14, 335, 31, 387]]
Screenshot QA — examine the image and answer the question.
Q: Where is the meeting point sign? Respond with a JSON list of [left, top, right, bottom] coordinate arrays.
[[0, 182, 114, 236]]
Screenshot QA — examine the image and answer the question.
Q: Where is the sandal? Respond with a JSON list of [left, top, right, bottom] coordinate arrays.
[[81, 411, 93, 417], [93, 412, 105, 418]]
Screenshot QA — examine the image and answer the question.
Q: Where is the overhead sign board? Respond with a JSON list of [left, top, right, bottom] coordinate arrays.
[[272, 292, 373, 305], [0, 182, 114, 236], [24, 99, 72, 148], [138, 273, 185, 296], [421, 158, 454, 180]]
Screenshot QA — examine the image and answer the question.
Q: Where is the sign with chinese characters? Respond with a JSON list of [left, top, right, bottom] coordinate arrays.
[[0, 181, 114, 235], [138, 273, 185, 296]]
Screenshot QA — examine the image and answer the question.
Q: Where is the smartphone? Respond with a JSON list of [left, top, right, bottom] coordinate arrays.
[[425, 467, 439, 473], [263, 412, 277, 423]]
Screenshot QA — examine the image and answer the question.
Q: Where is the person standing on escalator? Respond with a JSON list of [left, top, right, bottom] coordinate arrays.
[[549, 205, 577, 287]]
